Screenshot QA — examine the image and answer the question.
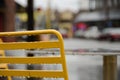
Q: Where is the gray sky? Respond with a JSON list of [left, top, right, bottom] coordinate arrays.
[[15, 0, 81, 12]]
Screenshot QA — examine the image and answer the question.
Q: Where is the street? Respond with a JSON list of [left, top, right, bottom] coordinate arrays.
[[64, 38, 120, 80], [64, 38, 120, 50]]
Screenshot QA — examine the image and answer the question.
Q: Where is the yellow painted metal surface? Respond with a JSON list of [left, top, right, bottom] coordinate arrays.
[[0, 41, 60, 50], [0, 39, 11, 80], [0, 57, 62, 64], [0, 70, 64, 78], [0, 64, 8, 69], [0, 29, 68, 80]]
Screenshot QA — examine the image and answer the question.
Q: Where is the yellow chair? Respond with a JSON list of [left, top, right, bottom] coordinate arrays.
[[0, 29, 68, 80], [0, 39, 11, 80]]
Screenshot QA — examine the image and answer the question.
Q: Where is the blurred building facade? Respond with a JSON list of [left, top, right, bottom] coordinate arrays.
[[74, 0, 120, 30], [58, 10, 74, 38]]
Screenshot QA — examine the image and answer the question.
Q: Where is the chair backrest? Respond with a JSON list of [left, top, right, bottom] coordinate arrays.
[[0, 29, 68, 80], [0, 39, 11, 80]]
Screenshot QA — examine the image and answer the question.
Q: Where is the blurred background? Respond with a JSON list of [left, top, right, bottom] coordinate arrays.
[[0, 0, 120, 80], [0, 0, 120, 41]]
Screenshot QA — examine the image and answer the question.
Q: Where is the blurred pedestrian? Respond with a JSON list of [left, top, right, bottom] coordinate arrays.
[[34, 8, 46, 30]]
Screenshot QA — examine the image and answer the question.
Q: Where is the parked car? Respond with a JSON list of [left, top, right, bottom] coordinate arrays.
[[84, 26, 101, 39], [98, 28, 120, 41], [74, 29, 85, 38]]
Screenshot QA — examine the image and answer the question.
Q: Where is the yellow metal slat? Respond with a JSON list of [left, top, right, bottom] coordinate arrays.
[[0, 57, 62, 64], [0, 50, 5, 56], [0, 64, 8, 69], [0, 41, 60, 50], [0, 30, 57, 36], [0, 70, 64, 78]]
